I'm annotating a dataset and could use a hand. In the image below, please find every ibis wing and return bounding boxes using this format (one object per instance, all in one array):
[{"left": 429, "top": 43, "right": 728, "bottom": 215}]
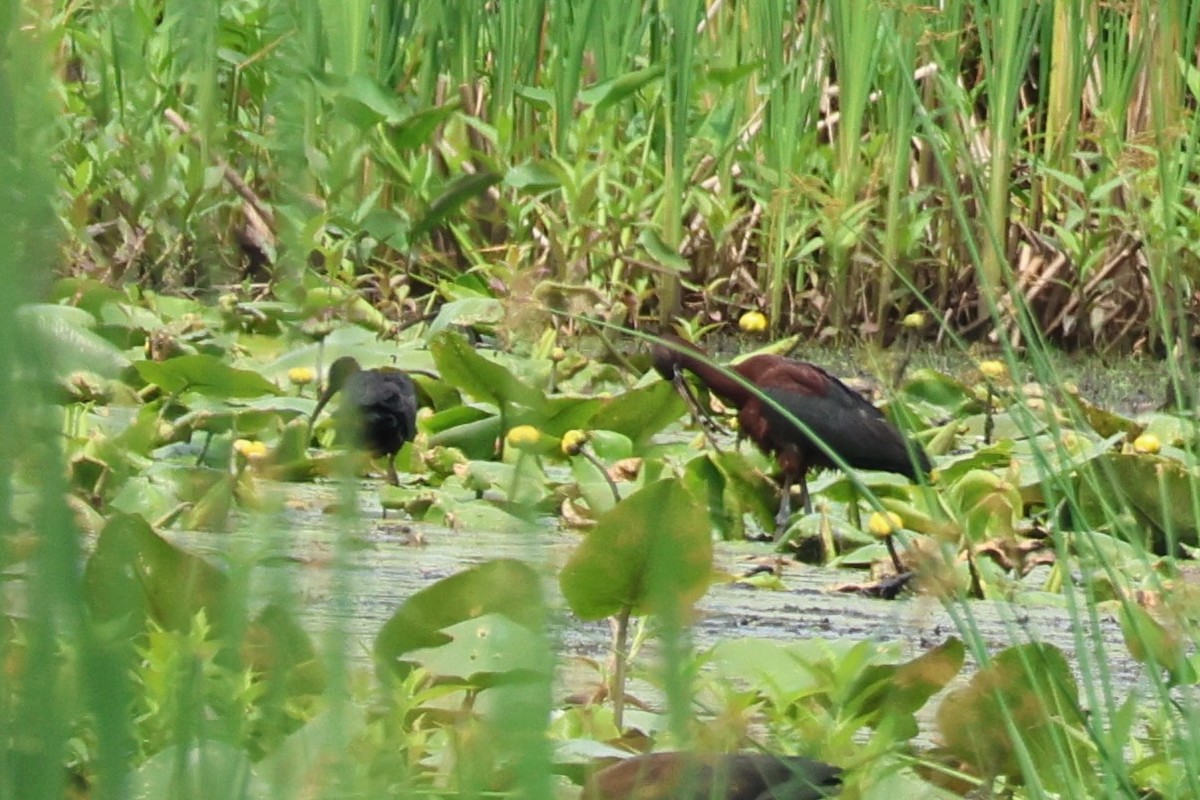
[
  {"left": 758, "top": 365, "right": 929, "bottom": 478},
  {"left": 342, "top": 371, "right": 419, "bottom": 453}
]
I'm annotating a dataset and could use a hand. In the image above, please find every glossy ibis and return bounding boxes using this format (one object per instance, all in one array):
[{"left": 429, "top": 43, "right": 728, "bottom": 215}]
[
  {"left": 309, "top": 356, "right": 418, "bottom": 485},
  {"left": 584, "top": 751, "right": 842, "bottom": 800},
  {"left": 652, "top": 335, "right": 931, "bottom": 534}
]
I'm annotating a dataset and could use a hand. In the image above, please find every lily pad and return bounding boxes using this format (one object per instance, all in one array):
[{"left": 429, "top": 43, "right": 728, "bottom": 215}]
[
  {"left": 406, "top": 612, "right": 551, "bottom": 686},
  {"left": 559, "top": 479, "right": 712, "bottom": 620},
  {"left": 135, "top": 355, "right": 281, "bottom": 398},
  {"left": 374, "top": 559, "right": 545, "bottom": 679},
  {"left": 431, "top": 331, "right": 546, "bottom": 411},
  {"left": 935, "top": 643, "right": 1090, "bottom": 792}
]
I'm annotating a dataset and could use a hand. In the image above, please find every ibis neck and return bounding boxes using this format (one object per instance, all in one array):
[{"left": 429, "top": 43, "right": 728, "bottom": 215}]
[{"left": 675, "top": 352, "right": 751, "bottom": 406}]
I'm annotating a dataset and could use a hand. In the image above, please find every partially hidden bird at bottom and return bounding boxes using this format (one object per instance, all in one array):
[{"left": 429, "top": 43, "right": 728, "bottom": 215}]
[
  {"left": 652, "top": 334, "right": 932, "bottom": 535},
  {"left": 309, "top": 356, "right": 418, "bottom": 486},
  {"left": 583, "top": 751, "right": 842, "bottom": 800}
]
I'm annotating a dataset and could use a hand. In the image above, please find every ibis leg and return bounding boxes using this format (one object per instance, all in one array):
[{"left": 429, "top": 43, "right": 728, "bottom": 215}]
[
  {"left": 386, "top": 455, "right": 400, "bottom": 487},
  {"left": 774, "top": 474, "right": 794, "bottom": 538}
]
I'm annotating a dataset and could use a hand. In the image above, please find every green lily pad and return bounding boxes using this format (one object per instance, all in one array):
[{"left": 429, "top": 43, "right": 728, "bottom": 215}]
[
  {"left": 559, "top": 479, "right": 712, "bottom": 620},
  {"left": 406, "top": 612, "right": 550, "bottom": 685},
  {"left": 84, "top": 512, "right": 230, "bottom": 637},
  {"left": 588, "top": 380, "right": 686, "bottom": 444},
  {"left": 374, "top": 559, "right": 545, "bottom": 679},
  {"left": 1075, "top": 452, "right": 1200, "bottom": 552},
  {"left": 135, "top": 355, "right": 281, "bottom": 398},
  {"left": 844, "top": 637, "right": 965, "bottom": 736},
  {"left": 935, "top": 643, "right": 1090, "bottom": 793},
  {"left": 949, "top": 470, "right": 1023, "bottom": 544},
  {"left": 431, "top": 331, "right": 546, "bottom": 411}
]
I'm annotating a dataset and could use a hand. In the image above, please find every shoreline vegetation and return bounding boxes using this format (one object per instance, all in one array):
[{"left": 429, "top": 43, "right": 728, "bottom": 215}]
[{"left": 3, "top": 2, "right": 1200, "bottom": 799}]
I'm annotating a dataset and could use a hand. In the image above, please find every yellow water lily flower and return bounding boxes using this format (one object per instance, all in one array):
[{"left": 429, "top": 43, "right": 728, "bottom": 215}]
[
  {"left": 738, "top": 310, "right": 768, "bottom": 333},
  {"left": 979, "top": 360, "right": 1007, "bottom": 380},
  {"left": 561, "top": 429, "right": 589, "bottom": 456},
  {"left": 868, "top": 511, "right": 904, "bottom": 539},
  {"left": 288, "top": 367, "right": 316, "bottom": 386},
  {"left": 1133, "top": 433, "right": 1161, "bottom": 455},
  {"left": 506, "top": 425, "right": 542, "bottom": 451}
]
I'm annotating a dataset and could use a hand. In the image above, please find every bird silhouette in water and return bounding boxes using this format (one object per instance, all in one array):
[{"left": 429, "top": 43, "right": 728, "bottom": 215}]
[
  {"left": 584, "top": 751, "right": 842, "bottom": 800},
  {"left": 309, "top": 356, "right": 418, "bottom": 486},
  {"left": 652, "top": 335, "right": 931, "bottom": 536}
]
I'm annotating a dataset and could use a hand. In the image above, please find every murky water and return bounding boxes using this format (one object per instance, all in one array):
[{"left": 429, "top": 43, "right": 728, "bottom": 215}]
[{"left": 169, "top": 478, "right": 1147, "bottom": 737}]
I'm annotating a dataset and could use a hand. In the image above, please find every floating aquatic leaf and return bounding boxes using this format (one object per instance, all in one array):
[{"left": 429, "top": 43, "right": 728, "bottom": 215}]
[
  {"left": 588, "top": 380, "right": 686, "bottom": 445},
  {"left": 374, "top": 559, "right": 545, "bottom": 679},
  {"left": 430, "top": 331, "right": 546, "bottom": 411},
  {"left": 406, "top": 613, "right": 550, "bottom": 686},
  {"left": 559, "top": 479, "right": 712, "bottom": 620},
  {"left": 935, "top": 643, "right": 1090, "bottom": 792},
  {"left": 84, "top": 512, "right": 230, "bottom": 637},
  {"left": 135, "top": 355, "right": 281, "bottom": 398}
]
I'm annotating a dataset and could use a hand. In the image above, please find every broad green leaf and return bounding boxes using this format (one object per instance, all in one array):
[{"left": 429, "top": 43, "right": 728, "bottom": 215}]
[
  {"left": 84, "top": 512, "right": 229, "bottom": 636},
  {"left": 579, "top": 64, "right": 664, "bottom": 113},
  {"left": 571, "top": 455, "right": 619, "bottom": 514},
  {"left": 374, "top": 559, "right": 545, "bottom": 678},
  {"left": 559, "top": 479, "right": 712, "bottom": 620},
  {"left": 588, "top": 430, "right": 634, "bottom": 461},
  {"left": 504, "top": 161, "right": 563, "bottom": 192},
  {"left": 387, "top": 100, "right": 460, "bottom": 151},
  {"left": 844, "top": 638, "right": 965, "bottom": 735},
  {"left": 427, "top": 414, "right": 504, "bottom": 460},
  {"left": 135, "top": 355, "right": 281, "bottom": 398},
  {"left": 410, "top": 172, "right": 502, "bottom": 241},
  {"left": 589, "top": 380, "right": 686, "bottom": 444},
  {"left": 1075, "top": 452, "right": 1200, "bottom": 552},
  {"left": 18, "top": 303, "right": 132, "bottom": 378},
  {"left": 637, "top": 228, "right": 690, "bottom": 273},
  {"left": 430, "top": 331, "right": 546, "bottom": 410},
  {"left": 936, "top": 643, "right": 1090, "bottom": 793},
  {"left": 330, "top": 73, "right": 408, "bottom": 127},
  {"left": 1119, "top": 602, "right": 1198, "bottom": 686},
  {"left": 426, "top": 297, "right": 505, "bottom": 336},
  {"left": 901, "top": 369, "right": 979, "bottom": 415},
  {"left": 949, "top": 470, "right": 1022, "bottom": 543},
  {"left": 406, "top": 613, "right": 550, "bottom": 685}
]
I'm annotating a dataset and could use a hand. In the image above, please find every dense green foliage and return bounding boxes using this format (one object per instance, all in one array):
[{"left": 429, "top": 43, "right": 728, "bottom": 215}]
[
  {"left": 5, "top": 1, "right": 1200, "bottom": 799},
  {"left": 46, "top": 0, "right": 1200, "bottom": 350}
]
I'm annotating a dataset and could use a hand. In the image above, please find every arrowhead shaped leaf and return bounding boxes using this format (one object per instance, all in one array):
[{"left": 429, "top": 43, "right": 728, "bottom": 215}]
[{"left": 559, "top": 479, "right": 712, "bottom": 621}]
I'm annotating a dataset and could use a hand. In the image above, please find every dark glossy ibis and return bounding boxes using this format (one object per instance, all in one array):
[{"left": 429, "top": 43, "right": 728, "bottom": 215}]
[
  {"left": 652, "top": 335, "right": 931, "bottom": 534},
  {"left": 584, "top": 751, "right": 842, "bottom": 800},
  {"left": 309, "top": 356, "right": 418, "bottom": 485}
]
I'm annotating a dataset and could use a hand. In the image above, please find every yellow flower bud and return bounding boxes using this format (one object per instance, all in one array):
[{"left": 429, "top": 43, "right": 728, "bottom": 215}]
[
  {"left": 506, "top": 425, "right": 542, "bottom": 451},
  {"left": 1133, "top": 433, "right": 1161, "bottom": 455},
  {"left": 979, "top": 360, "right": 1007, "bottom": 380},
  {"left": 561, "top": 429, "right": 589, "bottom": 456},
  {"left": 868, "top": 511, "right": 904, "bottom": 539},
  {"left": 738, "top": 310, "right": 768, "bottom": 333},
  {"left": 550, "top": 346, "right": 567, "bottom": 363},
  {"left": 902, "top": 312, "right": 927, "bottom": 330},
  {"left": 234, "top": 439, "right": 269, "bottom": 463},
  {"left": 288, "top": 367, "right": 316, "bottom": 386}
]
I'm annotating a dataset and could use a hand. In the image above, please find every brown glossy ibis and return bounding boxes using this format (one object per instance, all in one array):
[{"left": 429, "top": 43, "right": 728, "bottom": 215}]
[
  {"left": 584, "top": 751, "right": 842, "bottom": 800},
  {"left": 309, "top": 356, "right": 418, "bottom": 485},
  {"left": 652, "top": 335, "right": 931, "bottom": 535}
]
